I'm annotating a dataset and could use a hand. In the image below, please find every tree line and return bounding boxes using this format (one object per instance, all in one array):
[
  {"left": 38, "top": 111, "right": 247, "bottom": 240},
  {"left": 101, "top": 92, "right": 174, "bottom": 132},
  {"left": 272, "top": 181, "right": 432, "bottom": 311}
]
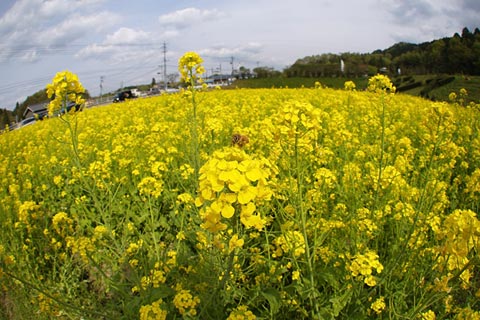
[
  {"left": 0, "top": 90, "right": 48, "bottom": 130},
  {"left": 283, "top": 27, "right": 480, "bottom": 78}
]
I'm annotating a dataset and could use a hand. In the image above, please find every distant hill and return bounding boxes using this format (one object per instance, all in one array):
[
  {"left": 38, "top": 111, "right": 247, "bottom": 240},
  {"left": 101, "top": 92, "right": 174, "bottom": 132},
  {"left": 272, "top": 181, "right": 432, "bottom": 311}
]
[{"left": 284, "top": 27, "right": 480, "bottom": 77}]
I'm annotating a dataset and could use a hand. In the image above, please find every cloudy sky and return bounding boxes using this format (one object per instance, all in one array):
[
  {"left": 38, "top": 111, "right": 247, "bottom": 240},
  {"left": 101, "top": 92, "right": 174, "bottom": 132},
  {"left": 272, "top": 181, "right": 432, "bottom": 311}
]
[{"left": 0, "top": 0, "right": 478, "bottom": 110}]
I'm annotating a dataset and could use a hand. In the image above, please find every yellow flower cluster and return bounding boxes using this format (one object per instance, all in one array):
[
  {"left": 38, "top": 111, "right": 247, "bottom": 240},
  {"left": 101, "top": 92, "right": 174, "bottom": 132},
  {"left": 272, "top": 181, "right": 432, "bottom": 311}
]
[
  {"left": 139, "top": 298, "right": 167, "bottom": 320},
  {"left": 434, "top": 209, "right": 480, "bottom": 287},
  {"left": 227, "top": 305, "right": 257, "bottom": 320},
  {"left": 370, "top": 296, "right": 386, "bottom": 314},
  {"left": 272, "top": 230, "right": 306, "bottom": 258},
  {"left": 65, "top": 236, "right": 95, "bottom": 264},
  {"left": 228, "top": 234, "right": 245, "bottom": 253},
  {"left": 419, "top": 310, "right": 436, "bottom": 320},
  {"left": 195, "top": 147, "right": 274, "bottom": 232},
  {"left": 344, "top": 80, "right": 356, "bottom": 91},
  {"left": 17, "top": 200, "right": 41, "bottom": 227},
  {"left": 45, "top": 70, "right": 85, "bottom": 115},
  {"left": 141, "top": 269, "right": 166, "bottom": 290},
  {"left": 52, "top": 212, "right": 74, "bottom": 236},
  {"left": 274, "top": 101, "right": 321, "bottom": 138},
  {"left": 454, "top": 307, "right": 480, "bottom": 320},
  {"left": 367, "top": 74, "right": 396, "bottom": 93},
  {"left": 137, "top": 176, "right": 163, "bottom": 199},
  {"left": 173, "top": 289, "right": 200, "bottom": 316},
  {"left": 93, "top": 225, "right": 109, "bottom": 240},
  {"left": 347, "top": 250, "right": 384, "bottom": 286},
  {"left": 178, "top": 51, "right": 205, "bottom": 84}
]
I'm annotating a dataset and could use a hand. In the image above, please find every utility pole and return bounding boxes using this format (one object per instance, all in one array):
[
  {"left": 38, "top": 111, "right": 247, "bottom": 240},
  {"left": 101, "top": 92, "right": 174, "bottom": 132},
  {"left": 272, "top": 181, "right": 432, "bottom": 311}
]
[
  {"left": 219, "top": 64, "right": 222, "bottom": 83},
  {"left": 99, "top": 76, "right": 104, "bottom": 103},
  {"left": 230, "top": 56, "right": 234, "bottom": 76},
  {"left": 162, "top": 42, "right": 167, "bottom": 90}
]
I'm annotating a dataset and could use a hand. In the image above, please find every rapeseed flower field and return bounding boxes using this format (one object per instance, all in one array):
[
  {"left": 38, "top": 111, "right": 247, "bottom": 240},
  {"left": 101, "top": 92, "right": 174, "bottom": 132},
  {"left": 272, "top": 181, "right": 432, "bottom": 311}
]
[{"left": 0, "top": 56, "right": 479, "bottom": 319}]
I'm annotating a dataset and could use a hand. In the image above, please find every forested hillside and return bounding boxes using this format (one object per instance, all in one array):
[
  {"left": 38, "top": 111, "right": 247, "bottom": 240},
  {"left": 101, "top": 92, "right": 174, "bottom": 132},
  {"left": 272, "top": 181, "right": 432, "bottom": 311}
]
[{"left": 284, "top": 27, "right": 480, "bottom": 77}]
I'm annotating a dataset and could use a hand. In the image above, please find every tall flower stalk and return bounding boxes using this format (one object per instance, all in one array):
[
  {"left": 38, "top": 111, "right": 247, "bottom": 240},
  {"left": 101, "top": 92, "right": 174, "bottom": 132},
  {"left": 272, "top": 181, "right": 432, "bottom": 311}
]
[
  {"left": 178, "top": 52, "right": 206, "bottom": 181},
  {"left": 46, "top": 70, "right": 86, "bottom": 167}
]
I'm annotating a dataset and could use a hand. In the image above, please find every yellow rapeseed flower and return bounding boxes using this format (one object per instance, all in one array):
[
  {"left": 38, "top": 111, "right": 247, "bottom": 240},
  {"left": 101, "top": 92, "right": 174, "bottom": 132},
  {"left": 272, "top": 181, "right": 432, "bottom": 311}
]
[
  {"left": 367, "top": 74, "right": 396, "bottom": 93},
  {"left": 227, "top": 305, "right": 256, "bottom": 320},
  {"left": 370, "top": 296, "right": 386, "bottom": 314},
  {"left": 173, "top": 289, "right": 200, "bottom": 316},
  {"left": 178, "top": 51, "right": 205, "bottom": 84},
  {"left": 419, "top": 310, "right": 436, "bottom": 320},
  {"left": 46, "top": 70, "right": 85, "bottom": 116},
  {"left": 347, "top": 250, "right": 383, "bottom": 287},
  {"left": 229, "top": 234, "right": 245, "bottom": 252},
  {"left": 196, "top": 147, "right": 274, "bottom": 232},
  {"left": 344, "top": 80, "right": 356, "bottom": 91},
  {"left": 139, "top": 299, "right": 167, "bottom": 320}
]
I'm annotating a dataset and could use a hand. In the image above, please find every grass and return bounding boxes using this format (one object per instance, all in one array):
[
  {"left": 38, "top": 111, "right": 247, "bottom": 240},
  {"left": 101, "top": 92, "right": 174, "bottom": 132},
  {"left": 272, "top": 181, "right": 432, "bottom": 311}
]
[
  {"left": 230, "top": 77, "right": 369, "bottom": 90},
  {"left": 231, "top": 75, "right": 480, "bottom": 104}
]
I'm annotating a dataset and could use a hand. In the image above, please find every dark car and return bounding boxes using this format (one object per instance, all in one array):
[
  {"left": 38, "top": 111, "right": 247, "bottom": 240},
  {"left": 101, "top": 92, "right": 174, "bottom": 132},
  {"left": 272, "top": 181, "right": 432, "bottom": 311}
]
[
  {"left": 19, "top": 117, "right": 36, "bottom": 127},
  {"left": 59, "top": 101, "right": 83, "bottom": 114},
  {"left": 113, "top": 90, "right": 135, "bottom": 102}
]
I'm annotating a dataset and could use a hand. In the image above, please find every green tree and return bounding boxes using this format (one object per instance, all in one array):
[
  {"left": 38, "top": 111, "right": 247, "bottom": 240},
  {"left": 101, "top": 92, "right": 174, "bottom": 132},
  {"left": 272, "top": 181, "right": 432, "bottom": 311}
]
[
  {"left": 426, "top": 39, "right": 446, "bottom": 73},
  {"left": 238, "top": 66, "right": 251, "bottom": 79},
  {"left": 447, "top": 35, "right": 473, "bottom": 73},
  {"left": 472, "top": 40, "right": 480, "bottom": 74},
  {"left": 253, "top": 67, "right": 281, "bottom": 78},
  {"left": 461, "top": 27, "right": 475, "bottom": 47}
]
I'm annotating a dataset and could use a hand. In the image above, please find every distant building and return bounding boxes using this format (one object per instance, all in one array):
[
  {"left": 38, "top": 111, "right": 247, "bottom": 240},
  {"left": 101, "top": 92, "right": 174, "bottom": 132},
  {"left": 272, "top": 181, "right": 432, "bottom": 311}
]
[
  {"left": 23, "top": 103, "right": 48, "bottom": 119},
  {"left": 379, "top": 67, "right": 389, "bottom": 74},
  {"left": 204, "top": 74, "right": 233, "bottom": 85}
]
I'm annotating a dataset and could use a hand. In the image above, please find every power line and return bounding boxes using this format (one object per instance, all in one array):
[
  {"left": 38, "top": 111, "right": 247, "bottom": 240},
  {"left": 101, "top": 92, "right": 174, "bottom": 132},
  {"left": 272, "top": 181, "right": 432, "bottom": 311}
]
[
  {"left": 0, "top": 43, "right": 168, "bottom": 59},
  {"left": 162, "top": 42, "right": 167, "bottom": 90}
]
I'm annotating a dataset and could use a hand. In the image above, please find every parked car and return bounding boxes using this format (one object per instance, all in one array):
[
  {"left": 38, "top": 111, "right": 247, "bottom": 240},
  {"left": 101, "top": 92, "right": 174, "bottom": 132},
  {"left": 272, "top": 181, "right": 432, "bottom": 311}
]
[
  {"left": 55, "top": 101, "right": 83, "bottom": 115},
  {"left": 113, "top": 90, "right": 136, "bottom": 102},
  {"left": 19, "top": 117, "right": 36, "bottom": 127},
  {"left": 37, "top": 110, "right": 49, "bottom": 119}
]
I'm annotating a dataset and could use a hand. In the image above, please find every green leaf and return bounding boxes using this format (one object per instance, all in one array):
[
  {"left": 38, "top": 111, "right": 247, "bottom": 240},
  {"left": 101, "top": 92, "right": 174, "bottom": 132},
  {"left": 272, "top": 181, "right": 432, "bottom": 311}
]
[
  {"left": 330, "top": 289, "right": 353, "bottom": 317},
  {"left": 150, "top": 285, "right": 175, "bottom": 301},
  {"left": 261, "top": 288, "right": 281, "bottom": 314}
]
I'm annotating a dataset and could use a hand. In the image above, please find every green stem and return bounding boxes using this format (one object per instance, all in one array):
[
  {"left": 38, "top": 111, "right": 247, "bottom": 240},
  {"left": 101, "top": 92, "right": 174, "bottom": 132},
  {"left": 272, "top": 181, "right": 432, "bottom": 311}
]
[
  {"left": 294, "top": 131, "right": 320, "bottom": 318},
  {"left": 374, "top": 94, "right": 386, "bottom": 209},
  {"left": 4, "top": 271, "right": 110, "bottom": 319},
  {"left": 148, "top": 197, "right": 161, "bottom": 261},
  {"left": 189, "top": 74, "right": 200, "bottom": 184}
]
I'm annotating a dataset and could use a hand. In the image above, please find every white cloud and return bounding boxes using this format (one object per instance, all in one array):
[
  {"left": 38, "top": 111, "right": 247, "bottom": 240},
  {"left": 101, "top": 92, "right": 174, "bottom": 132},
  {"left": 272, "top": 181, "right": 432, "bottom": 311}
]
[
  {"left": 383, "top": 0, "right": 480, "bottom": 43},
  {"left": 39, "top": 12, "right": 119, "bottom": 46},
  {"left": 75, "top": 27, "right": 161, "bottom": 63},
  {"left": 39, "top": 0, "right": 106, "bottom": 15},
  {"left": 158, "top": 7, "right": 225, "bottom": 29},
  {"left": 0, "top": 0, "right": 117, "bottom": 61},
  {"left": 104, "top": 27, "right": 151, "bottom": 45},
  {"left": 199, "top": 42, "right": 263, "bottom": 59}
]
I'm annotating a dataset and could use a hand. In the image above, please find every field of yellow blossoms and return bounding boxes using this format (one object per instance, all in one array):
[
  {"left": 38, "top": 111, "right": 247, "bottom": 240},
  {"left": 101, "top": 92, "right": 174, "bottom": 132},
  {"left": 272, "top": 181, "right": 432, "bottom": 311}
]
[{"left": 1, "top": 60, "right": 480, "bottom": 319}]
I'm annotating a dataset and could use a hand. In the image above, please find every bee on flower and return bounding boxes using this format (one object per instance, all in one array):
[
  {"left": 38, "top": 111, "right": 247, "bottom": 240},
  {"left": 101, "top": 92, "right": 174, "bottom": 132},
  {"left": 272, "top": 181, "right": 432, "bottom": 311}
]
[{"left": 231, "top": 133, "right": 249, "bottom": 148}]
